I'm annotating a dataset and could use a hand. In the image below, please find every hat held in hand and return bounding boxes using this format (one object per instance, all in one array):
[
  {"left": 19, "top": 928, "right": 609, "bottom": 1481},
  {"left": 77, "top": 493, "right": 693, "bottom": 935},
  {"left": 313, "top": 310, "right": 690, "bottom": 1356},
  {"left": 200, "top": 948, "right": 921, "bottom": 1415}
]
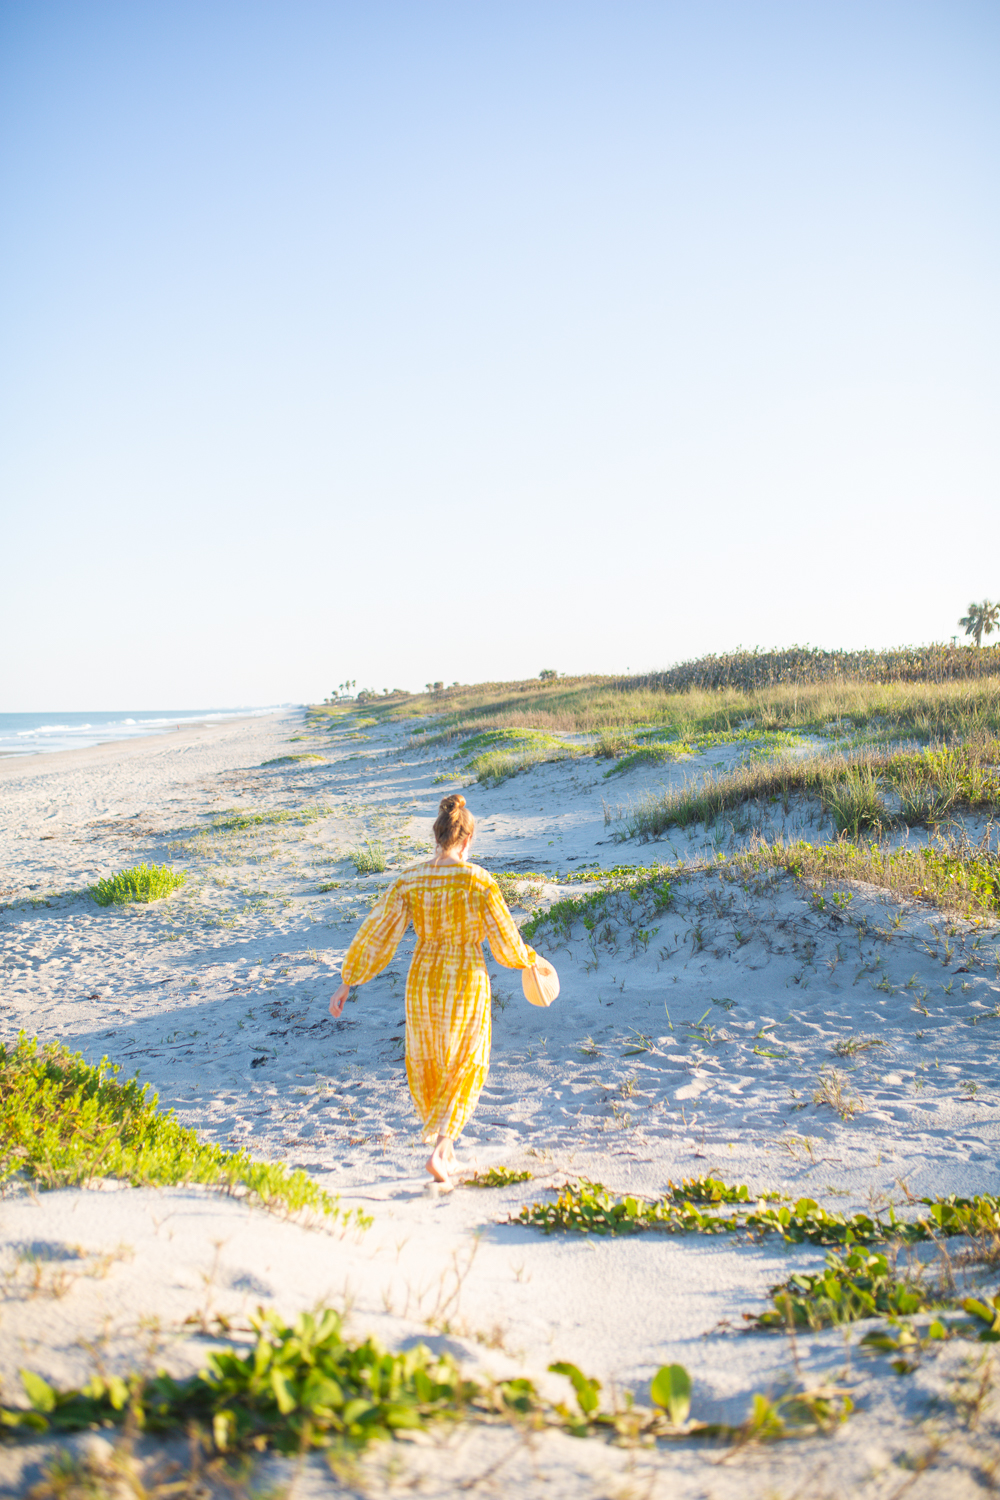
[{"left": 522, "top": 955, "right": 560, "bottom": 1008}]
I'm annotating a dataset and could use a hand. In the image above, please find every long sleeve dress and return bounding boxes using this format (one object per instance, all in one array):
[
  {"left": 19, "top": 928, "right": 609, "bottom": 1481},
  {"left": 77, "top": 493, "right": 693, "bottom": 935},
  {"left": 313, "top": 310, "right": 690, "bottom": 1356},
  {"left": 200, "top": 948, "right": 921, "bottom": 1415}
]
[{"left": 340, "top": 861, "right": 538, "bottom": 1141}]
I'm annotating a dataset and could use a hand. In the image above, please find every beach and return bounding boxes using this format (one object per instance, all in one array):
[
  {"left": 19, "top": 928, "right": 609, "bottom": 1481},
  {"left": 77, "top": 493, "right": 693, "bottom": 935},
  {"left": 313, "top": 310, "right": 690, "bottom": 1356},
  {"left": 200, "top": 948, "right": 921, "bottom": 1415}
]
[{"left": 1, "top": 705, "right": 997, "bottom": 1496}]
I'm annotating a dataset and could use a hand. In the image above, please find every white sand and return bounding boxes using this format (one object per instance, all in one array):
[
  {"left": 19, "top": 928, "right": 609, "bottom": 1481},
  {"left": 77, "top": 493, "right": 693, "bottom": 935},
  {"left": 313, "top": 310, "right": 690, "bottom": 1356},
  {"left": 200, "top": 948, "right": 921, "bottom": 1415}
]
[{"left": 1, "top": 710, "right": 997, "bottom": 1495}]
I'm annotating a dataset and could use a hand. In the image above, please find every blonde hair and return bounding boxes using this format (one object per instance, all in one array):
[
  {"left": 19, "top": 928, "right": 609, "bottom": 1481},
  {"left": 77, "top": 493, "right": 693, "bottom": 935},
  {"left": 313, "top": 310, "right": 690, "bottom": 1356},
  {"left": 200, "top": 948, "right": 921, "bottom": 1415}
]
[{"left": 433, "top": 793, "right": 475, "bottom": 850}]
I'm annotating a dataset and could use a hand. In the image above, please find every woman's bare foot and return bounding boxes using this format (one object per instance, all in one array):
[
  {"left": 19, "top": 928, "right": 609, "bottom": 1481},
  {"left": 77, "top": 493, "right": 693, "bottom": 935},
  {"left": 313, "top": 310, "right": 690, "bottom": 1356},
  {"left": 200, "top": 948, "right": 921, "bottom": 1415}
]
[{"left": 426, "top": 1136, "right": 453, "bottom": 1185}]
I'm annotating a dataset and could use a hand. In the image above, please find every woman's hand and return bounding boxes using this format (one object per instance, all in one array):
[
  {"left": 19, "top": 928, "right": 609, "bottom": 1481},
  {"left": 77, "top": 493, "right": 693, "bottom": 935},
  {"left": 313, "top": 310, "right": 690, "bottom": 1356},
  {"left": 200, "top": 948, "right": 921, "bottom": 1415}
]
[{"left": 329, "top": 982, "right": 350, "bottom": 1018}]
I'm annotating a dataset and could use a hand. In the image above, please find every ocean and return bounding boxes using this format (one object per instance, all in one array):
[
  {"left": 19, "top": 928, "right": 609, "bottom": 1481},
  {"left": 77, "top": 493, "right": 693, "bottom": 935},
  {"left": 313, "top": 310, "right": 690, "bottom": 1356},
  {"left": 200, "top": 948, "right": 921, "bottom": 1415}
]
[{"left": 0, "top": 707, "right": 289, "bottom": 758}]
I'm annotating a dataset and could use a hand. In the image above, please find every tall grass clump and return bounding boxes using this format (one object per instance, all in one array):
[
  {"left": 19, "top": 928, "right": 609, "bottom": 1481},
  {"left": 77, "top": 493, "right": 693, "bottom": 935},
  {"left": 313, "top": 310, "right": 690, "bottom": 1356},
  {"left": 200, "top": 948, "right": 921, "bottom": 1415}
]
[
  {"left": 592, "top": 726, "right": 640, "bottom": 759},
  {"left": 0, "top": 1035, "right": 367, "bottom": 1229},
  {"left": 351, "top": 841, "right": 388, "bottom": 875},
  {"left": 90, "top": 864, "right": 186, "bottom": 907},
  {"left": 819, "top": 766, "right": 887, "bottom": 837}
]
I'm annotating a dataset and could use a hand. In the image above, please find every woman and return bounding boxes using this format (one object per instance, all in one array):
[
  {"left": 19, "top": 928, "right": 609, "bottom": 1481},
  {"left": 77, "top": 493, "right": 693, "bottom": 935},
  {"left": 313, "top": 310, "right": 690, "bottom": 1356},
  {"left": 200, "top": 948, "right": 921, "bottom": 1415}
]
[{"left": 329, "top": 794, "right": 540, "bottom": 1187}]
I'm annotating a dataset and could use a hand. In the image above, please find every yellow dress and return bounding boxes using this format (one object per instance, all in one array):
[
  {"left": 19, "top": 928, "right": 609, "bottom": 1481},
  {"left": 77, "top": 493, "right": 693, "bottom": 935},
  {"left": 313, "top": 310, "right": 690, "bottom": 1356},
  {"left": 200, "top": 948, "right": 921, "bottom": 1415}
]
[{"left": 341, "top": 861, "right": 538, "bottom": 1141}]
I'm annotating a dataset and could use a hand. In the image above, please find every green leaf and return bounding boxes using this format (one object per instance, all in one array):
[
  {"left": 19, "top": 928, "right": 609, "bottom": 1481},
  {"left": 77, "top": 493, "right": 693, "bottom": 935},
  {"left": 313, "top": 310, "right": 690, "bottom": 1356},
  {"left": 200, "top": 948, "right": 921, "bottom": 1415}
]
[
  {"left": 270, "top": 1368, "right": 296, "bottom": 1415},
  {"left": 383, "top": 1404, "right": 425, "bottom": 1429},
  {"left": 650, "top": 1363, "right": 691, "bottom": 1425},
  {"left": 20, "top": 1369, "right": 56, "bottom": 1413},
  {"left": 963, "top": 1297, "right": 999, "bottom": 1326},
  {"left": 0, "top": 1407, "right": 47, "bottom": 1431},
  {"left": 548, "top": 1361, "right": 601, "bottom": 1418},
  {"left": 107, "top": 1376, "right": 129, "bottom": 1411}
]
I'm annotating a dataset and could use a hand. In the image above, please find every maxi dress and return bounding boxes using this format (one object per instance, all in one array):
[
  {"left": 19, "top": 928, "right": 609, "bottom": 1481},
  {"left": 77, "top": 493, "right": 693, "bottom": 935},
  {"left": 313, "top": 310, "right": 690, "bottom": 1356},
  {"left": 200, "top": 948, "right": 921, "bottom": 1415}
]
[{"left": 340, "top": 860, "right": 538, "bottom": 1141}]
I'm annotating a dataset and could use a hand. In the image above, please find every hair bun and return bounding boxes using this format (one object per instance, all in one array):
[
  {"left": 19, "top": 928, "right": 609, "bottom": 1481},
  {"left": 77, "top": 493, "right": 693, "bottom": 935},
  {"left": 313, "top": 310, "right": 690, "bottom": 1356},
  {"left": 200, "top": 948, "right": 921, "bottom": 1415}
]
[{"left": 433, "top": 792, "right": 474, "bottom": 849}]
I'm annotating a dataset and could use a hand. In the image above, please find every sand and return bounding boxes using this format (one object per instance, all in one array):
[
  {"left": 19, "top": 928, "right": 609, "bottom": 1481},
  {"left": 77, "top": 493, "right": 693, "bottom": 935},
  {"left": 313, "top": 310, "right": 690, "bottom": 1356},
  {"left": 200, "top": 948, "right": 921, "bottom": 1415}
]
[{"left": 0, "top": 708, "right": 997, "bottom": 1495}]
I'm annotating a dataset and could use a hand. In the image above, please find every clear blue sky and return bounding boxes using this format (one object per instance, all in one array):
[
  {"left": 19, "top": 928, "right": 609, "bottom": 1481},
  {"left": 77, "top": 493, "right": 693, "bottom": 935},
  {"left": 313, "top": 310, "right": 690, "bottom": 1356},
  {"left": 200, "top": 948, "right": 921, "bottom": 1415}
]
[{"left": 2, "top": 1, "right": 997, "bottom": 707}]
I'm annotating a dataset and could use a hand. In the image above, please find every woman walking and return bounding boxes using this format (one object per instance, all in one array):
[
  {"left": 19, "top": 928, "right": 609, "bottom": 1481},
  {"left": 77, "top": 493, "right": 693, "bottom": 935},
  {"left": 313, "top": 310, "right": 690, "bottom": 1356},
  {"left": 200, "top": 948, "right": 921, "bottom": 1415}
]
[{"left": 329, "top": 794, "right": 541, "bottom": 1188}]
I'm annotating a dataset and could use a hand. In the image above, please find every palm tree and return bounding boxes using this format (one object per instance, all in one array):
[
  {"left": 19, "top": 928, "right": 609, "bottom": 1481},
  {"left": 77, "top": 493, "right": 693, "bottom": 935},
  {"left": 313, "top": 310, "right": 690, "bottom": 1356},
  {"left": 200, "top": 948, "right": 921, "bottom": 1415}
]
[{"left": 959, "top": 600, "right": 1000, "bottom": 647}]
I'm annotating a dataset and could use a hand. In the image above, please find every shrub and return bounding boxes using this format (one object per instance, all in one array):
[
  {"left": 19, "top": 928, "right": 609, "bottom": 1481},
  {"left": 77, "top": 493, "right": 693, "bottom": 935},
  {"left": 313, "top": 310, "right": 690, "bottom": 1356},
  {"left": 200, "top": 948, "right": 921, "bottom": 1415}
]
[{"left": 90, "top": 864, "right": 186, "bottom": 907}]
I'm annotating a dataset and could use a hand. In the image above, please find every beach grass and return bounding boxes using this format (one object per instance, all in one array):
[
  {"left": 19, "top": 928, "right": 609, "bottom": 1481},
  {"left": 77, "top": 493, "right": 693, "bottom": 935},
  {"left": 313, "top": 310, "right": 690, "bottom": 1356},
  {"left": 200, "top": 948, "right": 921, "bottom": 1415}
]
[
  {"left": 90, "top": 864, "right": 186, "bottom": 908},
  {"left": 327, "top": 645, "right": 1000, "bottom": 749},
  {"left": 350, "top": 841, "right": 388, "bottom": 875},
  {"left": 607, "top": 738, "right": 1000, "bottom": 841},
  {"left": 604, "top": 728, "right": 809, "bottom": 777},
  {"left": 0, "top": 1035, "right": 368, "bottom": 1230},
  {"left": 735, "top": 832, "right": 1000, "bottom": 922}
]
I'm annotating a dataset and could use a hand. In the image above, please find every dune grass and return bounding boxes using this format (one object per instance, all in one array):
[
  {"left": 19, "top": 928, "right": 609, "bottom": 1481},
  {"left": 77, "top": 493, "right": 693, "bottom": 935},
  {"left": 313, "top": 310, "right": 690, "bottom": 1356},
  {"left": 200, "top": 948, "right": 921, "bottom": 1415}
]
[
  {"left": 739, "top": 832, "right": 1000, "bottom": 922},
  {"left": 350, "top": 841, "right": 388, "bottom": 875},
  {"left": 422, "top": 726, "right": 578, "bottom": 786},
  {"left": 325, "top": 650, "right": 1000, "bottom": 750},
  {"left": 90, "top": 864, "right": 186, "bottom": 908},
  {"left": 0, "top": 1035, "right": 368, "bottom": 1230},
  {"left": 608, "top": 738, "right": 1000, "bottom": 841}
]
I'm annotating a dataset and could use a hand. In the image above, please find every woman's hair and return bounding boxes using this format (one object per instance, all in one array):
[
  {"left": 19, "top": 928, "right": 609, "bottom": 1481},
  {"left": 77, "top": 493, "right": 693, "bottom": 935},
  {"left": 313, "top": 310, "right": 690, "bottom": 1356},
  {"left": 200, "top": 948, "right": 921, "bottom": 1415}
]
[{"left": 433, "top": 793, "right": 475, "bottom": 850}]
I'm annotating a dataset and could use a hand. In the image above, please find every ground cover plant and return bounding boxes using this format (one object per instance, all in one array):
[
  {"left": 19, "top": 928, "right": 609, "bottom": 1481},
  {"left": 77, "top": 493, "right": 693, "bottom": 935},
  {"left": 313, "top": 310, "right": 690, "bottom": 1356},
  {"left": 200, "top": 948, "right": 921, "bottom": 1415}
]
[
  {"left": 210, "top": 806, "right": 330, "bottom": 834},
  {"left": 90, "top": 864, "right": 186, "bottom": 907},
  {"left": 428, "top": 727, "right": 578, "bottom": 786},
  {"left": 519, "top": 867, "right": 674, "bottom": 961},
  {"left": 515, "top": 1176, "right": 1000, "bottom": 1249},
  {"left": 753, "top": 1245, "right": 936, "bottom": 1331},
  {"left": 2, "top": 1307, "right": 852, "bottom": 1457},
  {"left": 0, "top": 1035, "right": 368, "bottom": 1230},
  {"left": 602, "top": 728, "right": 809, "bottom": 777},
  {"left": 492, "top": 871, "right": 545, "bottom": 911},
  {"left": 465, "top": 1165, "right": 533, "bottom": 1187}
]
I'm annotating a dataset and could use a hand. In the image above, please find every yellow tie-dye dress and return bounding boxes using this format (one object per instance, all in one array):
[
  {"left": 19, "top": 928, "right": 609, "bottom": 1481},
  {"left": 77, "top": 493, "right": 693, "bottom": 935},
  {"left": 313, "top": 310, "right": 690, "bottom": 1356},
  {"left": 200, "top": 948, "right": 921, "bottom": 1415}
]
[{"left": 340, "top": 861, "right": 538, "bottom": 1141}]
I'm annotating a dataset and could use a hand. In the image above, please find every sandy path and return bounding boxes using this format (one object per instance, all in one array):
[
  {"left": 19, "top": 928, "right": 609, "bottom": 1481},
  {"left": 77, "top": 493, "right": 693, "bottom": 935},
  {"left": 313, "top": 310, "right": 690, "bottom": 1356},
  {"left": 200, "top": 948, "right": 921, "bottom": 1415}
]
[{"left": 1, "top": 709, "right": 998, "bottom": 1495}]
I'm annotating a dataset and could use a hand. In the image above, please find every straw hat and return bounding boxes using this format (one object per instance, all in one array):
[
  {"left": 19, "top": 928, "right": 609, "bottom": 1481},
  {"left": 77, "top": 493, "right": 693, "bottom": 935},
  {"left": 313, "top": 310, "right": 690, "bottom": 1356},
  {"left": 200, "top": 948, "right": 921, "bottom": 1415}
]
[{"left": 521, "top": 955, "right": 560, "bottom": 1008}]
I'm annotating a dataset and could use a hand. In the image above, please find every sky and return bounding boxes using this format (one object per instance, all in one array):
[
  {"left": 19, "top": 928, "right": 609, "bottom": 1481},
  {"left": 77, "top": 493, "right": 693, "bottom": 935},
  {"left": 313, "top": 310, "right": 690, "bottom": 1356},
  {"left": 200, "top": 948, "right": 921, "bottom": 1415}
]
[{"left": 1, "top": 1, "right": 997, "bottom": 708}]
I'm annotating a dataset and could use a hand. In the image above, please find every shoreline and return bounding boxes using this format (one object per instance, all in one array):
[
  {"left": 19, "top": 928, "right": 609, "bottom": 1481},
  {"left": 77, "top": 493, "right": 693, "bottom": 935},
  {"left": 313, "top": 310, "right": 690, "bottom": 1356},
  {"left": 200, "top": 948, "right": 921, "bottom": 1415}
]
[{"left": 0, "top": 710, "right": 289, "bottom": 782}]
